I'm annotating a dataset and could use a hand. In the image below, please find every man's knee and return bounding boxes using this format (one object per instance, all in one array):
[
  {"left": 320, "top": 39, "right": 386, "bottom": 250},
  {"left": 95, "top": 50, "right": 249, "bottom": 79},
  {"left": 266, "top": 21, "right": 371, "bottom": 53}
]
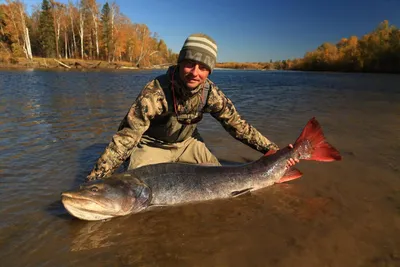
[
  {"left": 182, "top": 138, "right": 221, "bottom": 165},
  {"left": 128, "top": 146, "right": 171, "bottom": 170}
]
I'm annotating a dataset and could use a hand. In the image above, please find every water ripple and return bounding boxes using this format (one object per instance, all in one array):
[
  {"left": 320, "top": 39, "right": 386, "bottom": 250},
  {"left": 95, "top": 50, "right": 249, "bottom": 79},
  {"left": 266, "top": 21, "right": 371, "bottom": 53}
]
[{"left": 1, "top": 69, "right": 400, "bottom": 266}]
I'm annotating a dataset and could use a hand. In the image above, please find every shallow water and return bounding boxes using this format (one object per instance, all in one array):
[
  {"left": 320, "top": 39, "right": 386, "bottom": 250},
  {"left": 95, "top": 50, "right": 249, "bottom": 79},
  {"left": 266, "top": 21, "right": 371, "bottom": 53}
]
[{"left": 0, "top": 69, "right": 399, "bottom": 267}]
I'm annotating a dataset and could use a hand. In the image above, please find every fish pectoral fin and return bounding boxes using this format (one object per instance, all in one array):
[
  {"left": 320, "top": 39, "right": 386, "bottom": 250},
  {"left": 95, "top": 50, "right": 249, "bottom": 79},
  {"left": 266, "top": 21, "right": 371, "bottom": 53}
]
[
  {"left": 276, "top": 167, "right": 303, "bottom": 183},
  {"left": 231, "top": 188, "right": 253, "bottom": 197},
  {"left": 264, "top": 149, "right": 277, "bottom": 156}
]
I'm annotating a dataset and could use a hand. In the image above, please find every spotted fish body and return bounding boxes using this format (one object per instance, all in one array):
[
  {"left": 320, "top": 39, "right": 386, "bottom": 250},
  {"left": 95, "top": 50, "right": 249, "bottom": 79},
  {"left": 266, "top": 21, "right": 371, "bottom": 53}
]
[{"left": 61, "top": 118, "right": 341, "bottom": 221}]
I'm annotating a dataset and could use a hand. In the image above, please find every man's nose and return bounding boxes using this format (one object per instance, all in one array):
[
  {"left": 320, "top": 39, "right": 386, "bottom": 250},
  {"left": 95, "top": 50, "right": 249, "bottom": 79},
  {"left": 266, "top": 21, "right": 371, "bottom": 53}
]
[{"left": 190, "top": 64, "right": 200, "bottom": 75}]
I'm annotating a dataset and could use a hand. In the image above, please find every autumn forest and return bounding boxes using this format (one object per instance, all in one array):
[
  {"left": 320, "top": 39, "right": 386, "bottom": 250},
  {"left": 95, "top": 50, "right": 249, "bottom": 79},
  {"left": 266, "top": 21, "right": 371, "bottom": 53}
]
[
  {"left": 0, "top": 0, "right": 178, "bottom": 68},
  {"left": 217, "top": 20, "right": 400, "bottom": 73},
  {"left": 0, "top": 0, "right": 399, "bottom": 73}
]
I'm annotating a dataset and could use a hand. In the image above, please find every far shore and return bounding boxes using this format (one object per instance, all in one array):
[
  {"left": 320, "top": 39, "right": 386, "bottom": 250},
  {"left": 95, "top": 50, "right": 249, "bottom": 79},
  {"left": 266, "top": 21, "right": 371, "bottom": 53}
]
[
  {"left": 0, "top": 57, "right": 273, "bottom": 71},
  {"left": 0, "top": 57, "right": 173, "bottom": 71},
  {"left": 1, "top": 58, "right": 398, "bottom": 74}
]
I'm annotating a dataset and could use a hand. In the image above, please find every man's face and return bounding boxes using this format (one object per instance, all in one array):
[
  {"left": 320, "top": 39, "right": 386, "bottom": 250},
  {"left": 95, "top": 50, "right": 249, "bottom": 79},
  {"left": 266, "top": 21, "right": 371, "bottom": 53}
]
[{"left": 179, "top": 60, "right": 210, "bottom": 90}]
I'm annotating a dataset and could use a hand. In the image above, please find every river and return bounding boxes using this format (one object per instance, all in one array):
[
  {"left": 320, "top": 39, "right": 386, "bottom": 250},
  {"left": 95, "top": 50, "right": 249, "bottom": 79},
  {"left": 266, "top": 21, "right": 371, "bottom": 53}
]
[{"left": 0, "top": 69, "right": 399, "bottom": 266}]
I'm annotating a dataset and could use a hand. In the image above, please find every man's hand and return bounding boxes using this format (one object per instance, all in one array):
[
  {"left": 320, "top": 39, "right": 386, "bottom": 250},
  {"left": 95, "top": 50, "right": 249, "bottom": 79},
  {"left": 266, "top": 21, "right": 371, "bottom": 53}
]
[
  {"left": 86, "top": 173, "right": 97, "bottom": 182},
  {"left": 286, "top": 144, "right": 299, "bottom": 169},
  {"left": 86, "top": 169, "right": 103, "bottom": 182}
]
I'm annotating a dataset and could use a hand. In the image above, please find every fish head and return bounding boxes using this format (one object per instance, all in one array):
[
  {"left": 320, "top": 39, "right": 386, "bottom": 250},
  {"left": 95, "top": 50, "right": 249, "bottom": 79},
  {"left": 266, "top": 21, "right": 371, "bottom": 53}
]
[{"left": 61, "top": 177, "right": 151, "bottom": 221}]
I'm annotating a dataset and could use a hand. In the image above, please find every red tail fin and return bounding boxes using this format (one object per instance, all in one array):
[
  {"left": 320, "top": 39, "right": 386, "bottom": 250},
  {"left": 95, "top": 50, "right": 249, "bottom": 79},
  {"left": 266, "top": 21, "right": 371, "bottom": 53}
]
[{"left": 294, "top": 117, "right": 342, "bottom": 162}]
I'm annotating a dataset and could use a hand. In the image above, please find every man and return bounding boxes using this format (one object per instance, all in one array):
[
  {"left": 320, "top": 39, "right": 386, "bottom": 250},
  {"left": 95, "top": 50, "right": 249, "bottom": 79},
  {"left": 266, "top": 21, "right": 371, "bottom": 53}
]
[{"left": 87, "top": 33, "right": 297, "bottom": 181}]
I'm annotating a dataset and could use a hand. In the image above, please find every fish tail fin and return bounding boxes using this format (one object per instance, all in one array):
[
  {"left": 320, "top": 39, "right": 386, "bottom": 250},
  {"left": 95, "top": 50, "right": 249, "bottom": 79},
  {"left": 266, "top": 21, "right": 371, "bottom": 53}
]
[{"left": 294, "top": 117, "right": 342, "bottom": 162}]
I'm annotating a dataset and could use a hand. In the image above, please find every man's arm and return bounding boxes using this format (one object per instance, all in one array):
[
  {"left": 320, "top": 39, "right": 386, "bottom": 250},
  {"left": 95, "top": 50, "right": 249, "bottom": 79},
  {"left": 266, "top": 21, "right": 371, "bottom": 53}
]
[
  {"left": 206, "top": 84, "right": 279, "bottom": 154},
  {"left": 86, "top": 80, "right": 167, "bottom": 181}
]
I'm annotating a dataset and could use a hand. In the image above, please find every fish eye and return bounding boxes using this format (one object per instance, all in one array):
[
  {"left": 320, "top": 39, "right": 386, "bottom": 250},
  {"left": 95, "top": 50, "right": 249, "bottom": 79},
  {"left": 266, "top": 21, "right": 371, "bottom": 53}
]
[{"left": 90, "top": 186, "right": 99, "bottom": 192}]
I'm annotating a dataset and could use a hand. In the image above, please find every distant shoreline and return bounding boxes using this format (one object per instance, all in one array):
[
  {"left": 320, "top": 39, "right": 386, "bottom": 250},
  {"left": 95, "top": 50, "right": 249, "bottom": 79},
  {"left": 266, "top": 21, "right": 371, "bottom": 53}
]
[
  {"left": 1, "top": 58, "right": 399, "bottom": 74},
  {"left": 0, "top": 57, "right": 172, "bottom": 71},
  {"left": 0, "top": 58, "right": 271, "bottom": 71}
]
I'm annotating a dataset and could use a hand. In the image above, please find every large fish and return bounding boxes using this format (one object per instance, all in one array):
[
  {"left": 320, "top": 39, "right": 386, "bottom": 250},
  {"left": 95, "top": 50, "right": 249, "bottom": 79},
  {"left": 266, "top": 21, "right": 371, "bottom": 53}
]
[{"left": 61, "top": 117, "right": 341, "bottom": 221}]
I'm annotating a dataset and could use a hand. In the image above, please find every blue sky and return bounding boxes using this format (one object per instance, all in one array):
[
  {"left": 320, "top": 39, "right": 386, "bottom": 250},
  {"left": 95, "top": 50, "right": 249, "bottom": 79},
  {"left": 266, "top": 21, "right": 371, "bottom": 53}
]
[{"left": 15, "top": 0, "right": 400, "bottom": 62}]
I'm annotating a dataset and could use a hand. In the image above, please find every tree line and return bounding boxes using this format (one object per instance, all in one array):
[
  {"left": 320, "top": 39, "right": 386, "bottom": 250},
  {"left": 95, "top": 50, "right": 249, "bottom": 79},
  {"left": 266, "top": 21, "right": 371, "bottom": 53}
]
[
  {"left": 1, "top": 2, "right": 398, "bottom": 74},
  {"left": 0, "top": 0, "right": 178, "bottom": 67},
  {"left": 277, "top": 20, "right": 400, "bottom": 73},
  {"left": 216, "top": 20, "right": 400, "bottom": 73}
]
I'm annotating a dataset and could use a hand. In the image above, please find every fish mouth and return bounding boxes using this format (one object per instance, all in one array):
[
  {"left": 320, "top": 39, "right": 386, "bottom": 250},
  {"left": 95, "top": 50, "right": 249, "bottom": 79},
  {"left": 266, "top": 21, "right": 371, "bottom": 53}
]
[
  {"left": 62, "top": 203, "right": 114, "bottom": 221},
  {"left": 61, "top": 192, "right": 108, "bottom": 209},
  {"left": 61, "top": 193, "right": 118, "bottom": 220}
]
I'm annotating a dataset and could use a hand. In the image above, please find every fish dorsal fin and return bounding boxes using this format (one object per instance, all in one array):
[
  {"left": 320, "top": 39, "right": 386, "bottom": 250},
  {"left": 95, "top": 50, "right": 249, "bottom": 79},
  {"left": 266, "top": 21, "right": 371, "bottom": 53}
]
[
  {"left": 231, "top": 188, "right": 253, "bottom": 197},
  {"left": 276, "top": 168, "right": 303, "bottom": 184}
]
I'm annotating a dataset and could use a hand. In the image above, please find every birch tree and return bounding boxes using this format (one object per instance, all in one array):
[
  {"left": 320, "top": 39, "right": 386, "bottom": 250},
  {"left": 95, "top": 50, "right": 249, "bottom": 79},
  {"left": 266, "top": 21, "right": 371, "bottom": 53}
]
[
  {"left": 18, "top": 2, "right": 32, "bottom": 59},
  {"left": 87, "top": 0, "right": 99, "bottom": 59},
  {"left": 4, "top": 0, "right": 32, "bottom": 59},
  {"left": 49, "top": 0, "right": 65, "bottom": 58},
  {"left": 108, "top": 1, "right": 119, "bottom": 61},
  {"left": 67, "top": 1, "right": 78, "bottom": 58},
  {"left": 134, "top": 24, "right": 152, "bottom": 67},
  {"left": 78, "top": 0, "right": 85, "bottom": 59},
  {"left": 58, "top": 4, "right": 69, "bottom": 58}
]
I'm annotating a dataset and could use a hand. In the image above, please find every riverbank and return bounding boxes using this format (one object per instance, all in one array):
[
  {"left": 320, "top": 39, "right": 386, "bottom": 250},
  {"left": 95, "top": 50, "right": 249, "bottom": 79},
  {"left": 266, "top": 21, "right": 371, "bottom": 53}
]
[
  {"left": 0, "top": 58, "right": 275, "bottom": 72},
  {"left": 0, "top": 58, "right": 269, "bottom": 72},
  {"left": 0, "top": 57, "right": 171, "bottom": 71},
  {"left": 2, "top": 58, "right": 399, "bottom": 74}
]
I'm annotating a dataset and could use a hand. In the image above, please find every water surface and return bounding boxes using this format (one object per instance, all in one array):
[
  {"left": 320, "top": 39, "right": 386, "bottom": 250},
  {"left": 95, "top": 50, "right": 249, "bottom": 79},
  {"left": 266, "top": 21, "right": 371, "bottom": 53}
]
[{"left": 1, "top": 69, "right": 399, "bottom": 266}]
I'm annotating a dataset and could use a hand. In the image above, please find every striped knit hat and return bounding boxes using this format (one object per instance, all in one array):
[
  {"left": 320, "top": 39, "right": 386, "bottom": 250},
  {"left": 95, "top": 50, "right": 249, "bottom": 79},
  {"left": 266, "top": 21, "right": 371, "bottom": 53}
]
[{"left": 178, "top": 33, "right": 218, "bottom": 73}]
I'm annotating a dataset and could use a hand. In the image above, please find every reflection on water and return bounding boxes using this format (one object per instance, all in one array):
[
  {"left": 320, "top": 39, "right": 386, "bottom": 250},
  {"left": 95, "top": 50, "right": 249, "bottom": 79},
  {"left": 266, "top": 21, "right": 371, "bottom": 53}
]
[{"left": 0, "top": 69, "right": 399, "bottom": 266}]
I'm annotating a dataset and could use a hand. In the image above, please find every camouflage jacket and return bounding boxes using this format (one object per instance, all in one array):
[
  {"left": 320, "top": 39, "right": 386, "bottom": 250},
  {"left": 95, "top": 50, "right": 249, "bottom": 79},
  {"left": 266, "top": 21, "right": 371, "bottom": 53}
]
[{"left": 87, "top": 66, "right": 279, "bottom": 180}]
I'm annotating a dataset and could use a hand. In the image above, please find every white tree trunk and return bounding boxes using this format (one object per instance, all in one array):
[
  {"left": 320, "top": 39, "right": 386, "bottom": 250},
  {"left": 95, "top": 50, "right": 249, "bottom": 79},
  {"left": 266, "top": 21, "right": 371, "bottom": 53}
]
[
  {"left": 94, "top": 17, "right": 99, "bottom": 59},
  {"left": 17, "top": 2, "right": 32, "bottom": 59},
  {"left": 135, "top": 27, "right": 149, "bottom": 66},
  {"left": 79, "top": 7, "right": 84, "bottom": 59},
  {"left": 89, "top": 6, "right": 99, "bottom": 59},
  {"left": 68, "top": 3, "right": 77, "bottom": 58},
  {"left": 56, "top": 20, "right": 61, "bottom": 58},
  {"left": 64, "top": 30, "right": 68, "bottom": 59},
  {"left": 24, "top": 27, "right": 32, "bottom": 60},
  {"left": 110, "top": 3, "right": 116, "bottom": 62}
]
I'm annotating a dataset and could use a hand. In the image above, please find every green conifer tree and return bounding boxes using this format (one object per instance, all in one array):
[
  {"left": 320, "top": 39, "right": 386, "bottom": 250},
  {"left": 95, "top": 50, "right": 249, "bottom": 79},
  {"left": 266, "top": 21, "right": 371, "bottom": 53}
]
[
  {"left": 101, "top": 2, "right": 111, "bottom": 61},
  {"left": 38, "top": 0, "right": 55, "bottom": 57}
]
